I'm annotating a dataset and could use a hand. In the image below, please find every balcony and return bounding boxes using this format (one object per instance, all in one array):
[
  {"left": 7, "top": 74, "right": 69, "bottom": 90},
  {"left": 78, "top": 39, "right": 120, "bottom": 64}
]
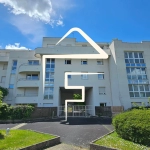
[
  {"left": 16, "top": 94, "right": 38, "bottom": 104},
  {"left": 19, "top": 63, "right": 40, "bottom": 73},
  {"left": 17, "top": 78, "right": 39, "bottom": 87},
  {"left": 0, "top": 53, "right": 9, "bottom": 62}
]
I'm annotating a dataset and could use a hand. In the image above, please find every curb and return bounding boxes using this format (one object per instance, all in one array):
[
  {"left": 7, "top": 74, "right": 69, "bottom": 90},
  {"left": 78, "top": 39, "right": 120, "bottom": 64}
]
[{"left": 90, "top": 130, "right": 117, "bottom": 150}]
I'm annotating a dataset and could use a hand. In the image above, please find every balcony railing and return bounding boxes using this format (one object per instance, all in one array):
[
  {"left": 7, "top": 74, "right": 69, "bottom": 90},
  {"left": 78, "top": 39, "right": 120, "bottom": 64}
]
[
  {"left": 128, "top": 79, "right": 149, "bottom": 84},
  {"left": 18, "top": 78, "right": 39, "bottom": 81},
  {"left": 16, "top": 94, "right": 38, "bottom": 97}
]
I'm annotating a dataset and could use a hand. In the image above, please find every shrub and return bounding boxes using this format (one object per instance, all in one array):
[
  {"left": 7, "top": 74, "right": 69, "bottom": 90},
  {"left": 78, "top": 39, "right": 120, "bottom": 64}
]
[
  {"left": 113, "top": 109, "right": 150, "bottom": 146},
  {"left": 0, "top": 104, "right": 34, "bottom": 120},
  {"left": 0, "top": 87, "right": 8, "bottom": 100}
]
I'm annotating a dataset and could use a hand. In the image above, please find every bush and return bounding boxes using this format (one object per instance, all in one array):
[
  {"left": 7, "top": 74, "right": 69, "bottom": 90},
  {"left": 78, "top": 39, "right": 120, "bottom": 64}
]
[
  {"left": 113, "top": 109, "right": 150, "bottom": 146},
  {"left": 0, "top": 104, "right": 34, "bottom": 120},
  {"left": 0, "top": 87, "right": 8, "bottom": 100}
]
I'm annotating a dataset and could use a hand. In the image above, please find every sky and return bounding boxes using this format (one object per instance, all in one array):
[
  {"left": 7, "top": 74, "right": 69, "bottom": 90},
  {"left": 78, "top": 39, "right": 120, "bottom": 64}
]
[{"left": 0, "top": 0, "right": 150, "bottom": 50}]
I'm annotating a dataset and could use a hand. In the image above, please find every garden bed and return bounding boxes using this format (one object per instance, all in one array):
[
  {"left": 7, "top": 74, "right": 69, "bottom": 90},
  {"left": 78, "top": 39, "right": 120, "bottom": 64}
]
[
  {"left": 90, "top": 131, "right": 150, "bottom": 150},
  {"left": 0, "top": 129, "right": 60, "bottom": 150}
]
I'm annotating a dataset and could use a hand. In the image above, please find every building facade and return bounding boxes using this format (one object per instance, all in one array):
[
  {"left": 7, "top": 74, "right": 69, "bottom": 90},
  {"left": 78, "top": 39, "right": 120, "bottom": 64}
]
[{"left": 0, "top": 37, "right": 150, "bottom": 116}]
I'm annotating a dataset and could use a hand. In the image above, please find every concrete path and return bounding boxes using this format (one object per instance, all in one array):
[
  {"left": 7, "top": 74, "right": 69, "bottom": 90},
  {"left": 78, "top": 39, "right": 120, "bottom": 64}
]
[{"left": 45, "top": 143, "right": 88, "bottom": 150}]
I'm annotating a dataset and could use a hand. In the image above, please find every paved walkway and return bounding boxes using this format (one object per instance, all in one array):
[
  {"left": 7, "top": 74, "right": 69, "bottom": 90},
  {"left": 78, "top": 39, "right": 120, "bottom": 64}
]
[
  {"left": 20, "top": 121, "right": 113, "bottom": 148},
  {"left": 45, "top": 143, "right": 88, "bottom": 150}
]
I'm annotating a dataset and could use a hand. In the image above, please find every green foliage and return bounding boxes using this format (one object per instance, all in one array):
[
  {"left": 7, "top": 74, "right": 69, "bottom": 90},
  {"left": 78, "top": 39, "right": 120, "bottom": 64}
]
[
  {"left": 113, "top": 109, "right": 150, "bottom": 146},
  {"left": 73, "top": 94, "right": 82, "bottom": 99},
  {"left": 73, "top": 94, "right": 85, "bottom": 105},
  {"left": 0, "top": 87, "right": 8, "bottom": 100},
  {"left": 0, "top": 91, "right": 3, "bottom": 102},
  {"left": 0, "top": 104, "right": 34, "bottom": 120}
]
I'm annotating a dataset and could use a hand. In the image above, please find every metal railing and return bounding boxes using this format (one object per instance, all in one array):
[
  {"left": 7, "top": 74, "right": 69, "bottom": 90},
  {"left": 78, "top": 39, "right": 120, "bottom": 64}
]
[
  {"left": 18, "top": 78, "right": 39, "bottom": 81},
  {"left": 59, "top": 105, "right": 93, "bottom": 117}
]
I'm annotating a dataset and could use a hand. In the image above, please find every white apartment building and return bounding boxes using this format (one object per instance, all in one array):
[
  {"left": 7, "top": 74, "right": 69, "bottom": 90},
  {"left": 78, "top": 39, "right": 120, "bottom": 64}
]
[{"left": 0, "top": 37, "right": 150, "bottom": 116}]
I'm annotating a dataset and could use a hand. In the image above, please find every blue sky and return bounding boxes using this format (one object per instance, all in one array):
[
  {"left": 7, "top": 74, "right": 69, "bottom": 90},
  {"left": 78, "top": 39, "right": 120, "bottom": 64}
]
[{"left": 0, "top": 0, "right": 150, "bottom": 50}]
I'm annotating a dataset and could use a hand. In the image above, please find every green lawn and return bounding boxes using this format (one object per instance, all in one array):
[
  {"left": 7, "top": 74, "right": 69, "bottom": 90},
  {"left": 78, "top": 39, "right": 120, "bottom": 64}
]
[
  {"left": 0, "top": 129, "right": 56, "bottom": 150},
  {"left": 95, "top": 132, "right": 150, "bottom": 150}
]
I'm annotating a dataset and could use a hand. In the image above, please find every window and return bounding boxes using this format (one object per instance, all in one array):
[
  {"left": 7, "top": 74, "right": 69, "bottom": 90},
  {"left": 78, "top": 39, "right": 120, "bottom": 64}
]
[
  {"left": 1, "top": 76, "right": 6, "bottom": 83},
  {"left": 46, "top": 59, "right": 55, "bottom": 72},
  {"left": 3, "top": 64, "right": 7, "bottom": 70},
  {"left": 100, "top": 103, "right": 106, "bottom": 107},
  {"left": 129, "top": 84, "right": 150, "bottom": 97},
  {"left": 9, "top": 84, "right": 14, "bottom": 89},
  {"left": 65, "top": 60, "right": 71, "bottom": 64},
  {"left": 44, "top": 87, "right": 54, "bottom": 99},
  {"left": 26, "top": 74, "right": 38, "bottom": 80},
  {"left": 97, "top": 60, "right": 103, "bottom": 65},
  {"left": 81, "top": 72, "right": 88, "bottom": 80},
  {"left": 81, "top": 60, "right": 87, "bottom": 65},
  {"left": 11, "top": 60, "right": 17, "bottom": 74},
  {"left": 98, "top": 73, "right": 104, "bottom": 79},
  {"left": 28, "top": 60, "right": 39, "bottom": 65},
  {"left": 99, "top": 87, "right": 105, "bottom": 94}
]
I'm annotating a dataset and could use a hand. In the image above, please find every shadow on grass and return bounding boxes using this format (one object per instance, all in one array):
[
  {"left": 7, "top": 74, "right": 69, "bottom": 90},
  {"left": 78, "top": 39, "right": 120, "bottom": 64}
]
[{"left": 0, "top": 133, "right": 5, "bottom": 139}]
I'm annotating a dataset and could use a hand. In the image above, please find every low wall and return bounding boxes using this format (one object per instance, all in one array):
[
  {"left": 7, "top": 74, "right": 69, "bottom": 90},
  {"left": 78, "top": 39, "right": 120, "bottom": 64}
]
[
  {"left": 30, "top": 107, "right": 57, "bottom": 118},
  {"left": 90, "top": 131, "right": 117, "bottom": 150}
]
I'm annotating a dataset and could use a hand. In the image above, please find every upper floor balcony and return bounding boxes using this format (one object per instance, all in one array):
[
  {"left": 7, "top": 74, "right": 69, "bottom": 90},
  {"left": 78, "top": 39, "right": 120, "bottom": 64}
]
[
  {"left": 0, "top": 53, "right": 9, "bottom": 62},
  {"left": 17, "top": 78, "right": 39, "bottom": 88},
  {"left": 19, "top": 63, "right": 41, "bottom": 73},
  {"left": 15, "top": 94, "right": 38, "bottom": 104}
]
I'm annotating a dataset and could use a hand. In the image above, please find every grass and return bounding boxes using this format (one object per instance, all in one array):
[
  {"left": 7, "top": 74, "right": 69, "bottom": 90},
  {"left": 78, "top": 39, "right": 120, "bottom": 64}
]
[
  {"left": 95, "top": 132, "right": 150, "bottom": 150},
  {"left": 0, "top": 129, "right": 56, "bottom": 150}
]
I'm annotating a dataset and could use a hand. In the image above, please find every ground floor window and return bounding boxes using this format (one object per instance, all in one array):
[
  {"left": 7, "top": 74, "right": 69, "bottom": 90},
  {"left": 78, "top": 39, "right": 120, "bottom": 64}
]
[{"left": 100, "top": 103, "right": 106, "bottom": 107}]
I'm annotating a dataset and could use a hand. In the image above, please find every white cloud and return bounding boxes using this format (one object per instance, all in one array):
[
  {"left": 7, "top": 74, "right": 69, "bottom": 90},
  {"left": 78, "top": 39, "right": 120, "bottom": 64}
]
[
  {"left": 0, "top": 0, "right": 63, "bottom": 26},
  {"left": 5, "top": 43, "right": 30, "bottom": 50},
  {"left": 11, "top": 15, "right": 46, "bottom": 43}
]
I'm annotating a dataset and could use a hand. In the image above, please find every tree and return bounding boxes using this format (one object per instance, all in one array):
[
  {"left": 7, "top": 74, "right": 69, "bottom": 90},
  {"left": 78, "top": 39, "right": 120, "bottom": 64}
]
[
  {"left": 73, "top": 94, "right": 85, "bottom": 105},
  {"left": 0, "top": 90, "right": 3, "bottom": 103},
  {"left": 0, "top": 86, "right": 8, "bottom": 100}
]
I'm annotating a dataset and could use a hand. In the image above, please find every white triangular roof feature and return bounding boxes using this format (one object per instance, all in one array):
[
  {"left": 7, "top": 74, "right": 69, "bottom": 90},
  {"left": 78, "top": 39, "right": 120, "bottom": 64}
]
[{"left": 56, "top": 27, "right": 108, "bottom": 59}]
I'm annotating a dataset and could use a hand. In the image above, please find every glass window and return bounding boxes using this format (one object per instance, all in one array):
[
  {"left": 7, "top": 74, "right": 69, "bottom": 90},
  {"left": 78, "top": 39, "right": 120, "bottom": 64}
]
[
  {"left": 130, "top": 92, "right": 134, "bottom": 97},
  {"left": 99, "top": 87, "right": 105, "bottom": 94},
  {"left": 134, "top": 53, "right": 138, "bottom": 58},
  {"left": 126, "top": 68, "right": 130, "bottom": 74},
  {"left": 135, "top": 59, "right": 139, "bottom": 63},
  {"left": 129, "top": 52, "right": 133, "bottom": 58},
  {"left": 124, "top": 52, "right": 128, "bottom": 58},
  {"left": 139, "top": 85, "right": 144, "bottom": 91},
  {"left": 129, "top": 59, "right": 134, "bottom": 63},
  {"left": 81, "top": 74, "right": 88, "bottom": 80},
  {"left": 65, "top": 60, "right": 71, "bottom": 64},
  {"left": 9, "top": 84, "right": 14, "bottom": 89},
  {"left": 139, "top": 53, "right": 143, "bottom": 58},
  {"left": 133, "top": 85, "right": 138, "bottom": 91},
  {"left": 128, "top": 85, "right": 133, "bottom": 91},
  {"left": 132, "top": 75, "right": 137, "bottom": 79},
  {"left": 97, "top": 60, "right": 103, "bottom": 65},
  {"left": 81, "top": 60, "right": 87, "bottom": 65},
  {"left": 98, "top": 73, "right": 104, "bottom": 79},
  {"left": 51, "top": 59, "right": 55, "bottom": 63},
  {"left": 140, "top": 92, "right": 145, "bottom": 97},
  {"left": 141, "top": 68, "right": 146, "bottom": 74},
  {"left": 138, "top": 75, "right": 142, "bottom": 79},
  {"left": 125, "top": 59, "right": 129, "bottom": 63},
  {"left": 68, "top": 75, "right": 71, "bottom": 79},
  {"left": 13, "top": 60, "right": 17, "bottom": 66},
  {"left": 28, "top": 60, "right": 39, "bottom": 65},
  {"left": 134, "top": 92, "right": 139, "bottom": 97},
  {"left": 140, "top": 59, "right": 144, "bottom": 63},
  {"left": 146, "top": 92, "right": 150, "bottom": 97},
  {"left": 144, "top": 85, "right": 149, "bottom": 91},
  {"left": 127, "top": 75, "right": 131, "bottom": 79},
  {"left": 46, "top": 64, "right": 50, "bottom": 68},
  {"left": 46, "top": 59, "right": 50, "bottom": 63}
]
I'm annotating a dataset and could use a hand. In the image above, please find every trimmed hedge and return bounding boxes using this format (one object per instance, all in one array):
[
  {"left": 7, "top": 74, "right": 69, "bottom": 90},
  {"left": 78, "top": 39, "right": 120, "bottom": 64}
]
[
  {"left": 112, "top": 109, "right": 150, "bottom": 146},
  {"left": 0, "top": 103, "right": 34, "bottom": 120}
]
